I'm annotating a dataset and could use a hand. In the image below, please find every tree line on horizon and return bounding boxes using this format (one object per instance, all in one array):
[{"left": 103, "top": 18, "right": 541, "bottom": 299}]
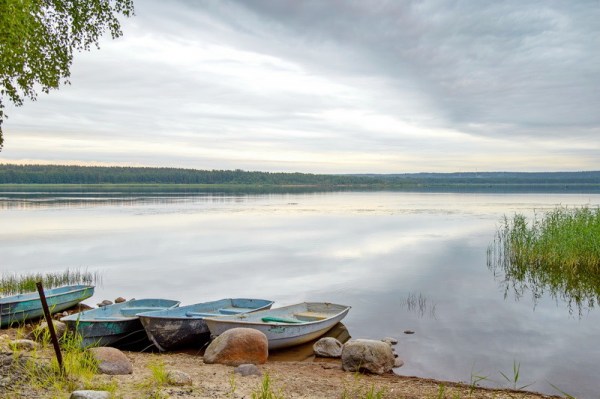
[{"left": 0, "top": 164, "right": 599, "bottom": 186}]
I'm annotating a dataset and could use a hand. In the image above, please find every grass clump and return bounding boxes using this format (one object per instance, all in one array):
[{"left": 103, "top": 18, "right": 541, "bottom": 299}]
[
  {"left": 488, "top": 206, "right": 600, "bottom": 314},
  {"left": 6, "top": 326, "right": 101, "bottom": 397},
  {"left": 0, "top": 268, "right": 100, "bottom": 296},
  {"left": 341, "top": 372, "right": 386, "bottom": 399},
  {"left": 251, "top": 373, "right": 284, "bottom": 399}
]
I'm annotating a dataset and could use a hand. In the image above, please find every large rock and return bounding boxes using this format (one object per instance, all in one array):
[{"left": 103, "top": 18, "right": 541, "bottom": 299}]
[
  {"left": 313, "top": 337, "right": 343, "bottom": 358},
  {"left": 203, "top": 328, "right": 268, "bottom": 366},
  {"left": 341, "top": 339, "right": 395, "bottom": 375},
  {"left": 88, "top": 347, "right": 133, "bottom": 375}
]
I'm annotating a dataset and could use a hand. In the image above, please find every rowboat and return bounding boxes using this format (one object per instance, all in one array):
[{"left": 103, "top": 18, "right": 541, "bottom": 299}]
[
  {"left": 0, "top": 285, "right": 94, "bottom": 328},
  {"left": 203, "top": 302, "right": 350, "bottom": 350},
  {"left": 138, "top": 298, "right": 274, "bottom": 351},
  {"left": 61, "top": 298, "right": 180, "bottom": 348}
]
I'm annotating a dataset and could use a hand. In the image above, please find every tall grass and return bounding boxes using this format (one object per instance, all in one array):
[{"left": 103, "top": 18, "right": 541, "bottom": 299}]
[
  {"left": 488, "top": 206, "right": 600, "bottom": 314},
  {"left": 9, "top": 327, "right": 100, "bottom": 396},
  {"left": 0, "top": 268, "right": 100, "bottom": 296}
]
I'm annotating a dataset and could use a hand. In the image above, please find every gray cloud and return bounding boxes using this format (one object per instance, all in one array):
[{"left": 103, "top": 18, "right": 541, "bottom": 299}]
[{"left": 2, "top": 0, "right": 599, "bottom": 171}]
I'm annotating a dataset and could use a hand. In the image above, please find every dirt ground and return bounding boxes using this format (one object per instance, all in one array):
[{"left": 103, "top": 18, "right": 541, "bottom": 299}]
[{"left": 95, "top": 351, "right": 561, "bottom": 399}]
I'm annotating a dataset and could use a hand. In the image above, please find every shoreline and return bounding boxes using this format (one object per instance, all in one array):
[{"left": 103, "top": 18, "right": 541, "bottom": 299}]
[{"left": 0, "top": 326, "right": 563, "bottom": 399}]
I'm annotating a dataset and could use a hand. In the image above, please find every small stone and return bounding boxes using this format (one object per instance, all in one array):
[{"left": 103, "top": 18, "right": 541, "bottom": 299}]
[
  {"left": 313, "top": 337, "right": 343, "bottom": 358},
  {"left": 403, "top": 330, "right": 415, "bottom": 335},
  {"left": 9, "top": 339, "right": 40, "bottom": 351},
  {"left": 381, "top": 337, "right": 398, "bottom": 346},
  {"left": 167, "top": 370, "right": 192, "bottom": 386},
  {"left": 234, "top": 364, "right": 262, "bottom": 377},
  {"left": 70, "top": 390, "right": 110, "bottom": 399},
  {"left": 114, "top": 297, "right": 126, "bottom": 303},
  {"left": 27, "top": 320, "right": 67, "bottom": 341},
  {"left": 394, "top": 357, "right": 404, "bottom": 368},
  {"left": 97, "top": 300, "right": 113, "bottom": 307}
]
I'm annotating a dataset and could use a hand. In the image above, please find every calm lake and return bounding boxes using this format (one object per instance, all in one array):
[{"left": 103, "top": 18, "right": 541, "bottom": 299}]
[{"left": 1, "top": 191, "right": 599, "bottom": 398}]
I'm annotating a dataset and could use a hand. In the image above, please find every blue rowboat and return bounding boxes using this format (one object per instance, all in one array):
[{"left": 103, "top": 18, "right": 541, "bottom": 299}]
[
  {"left": 0, "top": 285, "right": 94, "bottom": 328},
  {"left": 138, "top": 298, "right": 274, "bottom": 351},
  {"left": 203, "top": 302, "right": 350, "bottom": 350},
  {"left": 61, "top": 298, "right": 180, "bottom": 348}
]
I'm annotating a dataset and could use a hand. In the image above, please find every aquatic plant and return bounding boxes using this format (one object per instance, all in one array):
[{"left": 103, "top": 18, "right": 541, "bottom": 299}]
[
  {"left": 0, "top": 268, "right": 100, "bottom": 296},
  {"left": 487, "top": 206, "right": 600, "bottom": 315},
  {"left": 499, "top": 361, "right": 532, "bottom": 390}
]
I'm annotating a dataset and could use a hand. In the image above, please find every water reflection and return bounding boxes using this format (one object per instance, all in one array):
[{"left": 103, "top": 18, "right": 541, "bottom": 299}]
[
  {"left": 487, "top": 224, "right": 600, "bottom": 317},
  {"left": 2, "top": 192, "right": 600, "bottom": 398},
  {"left": 400, "top": 293, "right": 437, "bottom": 319}
]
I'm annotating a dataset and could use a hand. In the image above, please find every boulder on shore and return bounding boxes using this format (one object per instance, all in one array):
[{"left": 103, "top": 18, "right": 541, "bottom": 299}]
[
  {"left": 203, "top": 328, "right": 268, "bottom": 366},
  {"left": 341, "top": 339, "right": 395, "bottom": 375},
  {"left": 88, "top": 347, "right": 133, "bottom": 375}
]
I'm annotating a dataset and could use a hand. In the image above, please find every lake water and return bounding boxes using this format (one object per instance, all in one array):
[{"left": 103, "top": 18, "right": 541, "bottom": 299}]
[{"left": 1, "top": 191, "right": 599, "bottom": 398}]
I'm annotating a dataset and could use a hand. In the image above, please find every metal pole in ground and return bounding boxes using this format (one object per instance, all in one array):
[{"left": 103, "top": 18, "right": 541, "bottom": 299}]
[{"left": 36, "top": 282, "right": 65, "bottom": 375}]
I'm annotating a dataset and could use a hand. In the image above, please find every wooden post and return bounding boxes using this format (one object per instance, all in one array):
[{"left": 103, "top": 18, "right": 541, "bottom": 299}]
[{"left": 36, "top": 282, "right": 64, "bottom": 374}]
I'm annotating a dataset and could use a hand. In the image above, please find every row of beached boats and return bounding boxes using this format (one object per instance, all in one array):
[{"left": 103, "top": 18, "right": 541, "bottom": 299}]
[{"left": 0, "top": 285, "right": 351, "bottom": 351}]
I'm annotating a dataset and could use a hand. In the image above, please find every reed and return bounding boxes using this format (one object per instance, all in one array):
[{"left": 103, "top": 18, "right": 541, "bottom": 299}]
[
  {"left": 0, "top": 268, "right": 100, "bottom": 296},
  {"left": 488, "top": 206, "right": 600, "bottom": 314}
]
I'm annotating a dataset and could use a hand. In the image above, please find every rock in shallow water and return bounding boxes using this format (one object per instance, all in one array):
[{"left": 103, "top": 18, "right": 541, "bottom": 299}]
[{"left": 313, "top": 337, "right": 343, "bottom": 358}]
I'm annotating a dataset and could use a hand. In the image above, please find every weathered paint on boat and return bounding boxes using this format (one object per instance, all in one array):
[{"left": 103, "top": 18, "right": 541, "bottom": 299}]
[
  {"left": 203, "top": 302, "right": 350, "bottom": 350},
  {"left": 60, "top": 298, "right": 180, "bottom": 347},
  {"left": 138, "top": 298, "right": 274, "bottom": 351},
  {"left": 0, "top": 285, "right": 94, "bottom": 328}
]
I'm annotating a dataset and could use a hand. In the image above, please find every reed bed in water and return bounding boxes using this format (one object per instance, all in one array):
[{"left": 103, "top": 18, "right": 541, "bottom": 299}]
[
  {"left": 488, "top": 206, "right": 600, "bottom": 314},
  {"left": 0, "top": 269, "right": 100, "bottom": 296}
]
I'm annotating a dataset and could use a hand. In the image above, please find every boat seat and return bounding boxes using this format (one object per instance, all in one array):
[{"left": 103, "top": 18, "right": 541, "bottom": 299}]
[
  {"left": 185, "top": 311, "right": 221, "bottom": 318},
  {"left": 93, "top": 316, "right": 129, "bottom": 320},
  {"left": 293, "top": 312, "right": 328, "bottom": 321},
  {"left": 218, "top": 307, "right": 251, "bottom": 315},
  {"left": 261, "top": 316, "right": 302, "bottom": 324},
  {"left": 120, "top": 307, "right": 165, "bottom": 316}
]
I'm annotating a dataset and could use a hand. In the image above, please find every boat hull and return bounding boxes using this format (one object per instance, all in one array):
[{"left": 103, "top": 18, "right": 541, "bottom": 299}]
[
  {"left": 204, "top": 302, "right": 350, "bottom": 350},
  {"left": 61, "top": 298, "right": 180, "bottom": 348},
  {"left": 0, "top": 285, "right": 94, "bottom": 328},
  {"left": 138, "top": 298, "right": 273, "bottom": 351}
]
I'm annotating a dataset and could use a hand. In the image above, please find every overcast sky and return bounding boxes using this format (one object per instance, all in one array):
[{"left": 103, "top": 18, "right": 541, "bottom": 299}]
[{"left": 2, "top": 0, "right": 600, "bottom": 173}]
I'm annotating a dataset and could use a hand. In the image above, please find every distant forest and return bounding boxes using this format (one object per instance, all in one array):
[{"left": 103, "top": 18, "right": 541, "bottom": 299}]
[{"left": 1, "top": 164, "right": 599, "bottom": 187}]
